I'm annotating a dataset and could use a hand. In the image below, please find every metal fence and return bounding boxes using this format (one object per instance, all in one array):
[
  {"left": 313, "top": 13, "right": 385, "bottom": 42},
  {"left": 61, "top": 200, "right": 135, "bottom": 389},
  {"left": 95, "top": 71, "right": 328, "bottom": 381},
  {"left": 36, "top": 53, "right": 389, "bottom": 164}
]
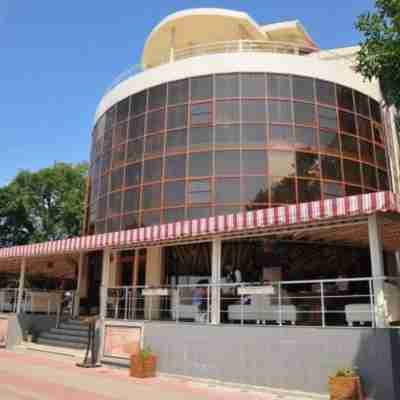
[{"left": 104, "top": 277, "right": 400, "bottom": 329}]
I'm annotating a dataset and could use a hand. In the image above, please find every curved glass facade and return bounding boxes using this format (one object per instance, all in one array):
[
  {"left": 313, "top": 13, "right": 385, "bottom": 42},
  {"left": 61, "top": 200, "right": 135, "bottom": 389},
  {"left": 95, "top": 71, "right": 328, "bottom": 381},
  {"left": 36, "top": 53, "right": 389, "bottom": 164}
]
[{"left": 87, "top": 73, "right": 390, "bottom": 234}]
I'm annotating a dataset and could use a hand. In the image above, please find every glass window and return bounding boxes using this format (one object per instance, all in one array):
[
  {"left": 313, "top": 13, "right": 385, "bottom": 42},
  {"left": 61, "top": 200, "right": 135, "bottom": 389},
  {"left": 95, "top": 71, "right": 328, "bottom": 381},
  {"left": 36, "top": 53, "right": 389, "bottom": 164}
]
[
  {"left": 316, "top": 80, "right": 336, "bottom": 106},
  {"left": 242, "top": 73, "right": 266, "bottom": 98},
  {"left": 271, "top": 177, "right": 296, "bottom": 204},
  {"left": 117, "top": 98, "right": 130, "bottom": 122},
  {"left": 105, "top": 107, "right": 116, "bottom": 130},
  {"left": 166, "top": 129, "right": 187, "bottom": 152},
  {"left": 346, "top": 185, "right": 363, "bottom": 196},
  {"left": 343, "top": 159, "right": 361, "bottom": 185},
  {"left": 188, "top": 207, "right": 211, "bottom": 219},
  {"left": 164, "top": 208, "right": 185, "bottom": 224},
  {"left": 373, "top": 124, "right": 384, "bottom": 143},
  {"left": 148, "top": 84, "right": 166, "bottom": 110},
  {"left": 339, "top": 111, "right": 356, "bottom": 135},
  {"left": 319, "top": 130, "right": 340, "bottom": 154},
  {"left": 145, "top": 133, "right": 164, "bottom": 154},
  {"left": 270, "top": 125, "right": 294, "bottom": 145},
  {"left": 110, "top": 168, "right": 123, "bottom": 191},
  {"left": 131, "top": 91, "right": 147, "bottom": 116},
  {"left": 127, "top": 139, "right": 143, "bottom": 162},
  {"left": 298, "top": 179, "right": 321, "bottom": 202},
  {"left": 268, "top": 74, "right": 291, "bottom": 98},
  {"left": 122, "top": 213, "right": 139, "bottom": 230},
  {"left": 168, "top": 79, "right": 188, "bottom": 105},
  {"left": 323, "top": 182, "right": 344, "bottom": 199},
  {"left": 215, "top": 74, "right": 239, "bottom": 98},
  {"left": 295, "top": 127, "right": 317, "bottom": 150},
  {"left": 190, "top": 103, "right": 212, "bottom": 125},
  {"left": 107, "top": 217, "right": 121, "bottom": 233},
  {"left": 354, "top": 91, "right": 370, "bottom": 117},
  {"left": 125, "top": 163, "right": 142, "bottom": 187},
  {"left": 99, "top": 174, "right": 109, "bottom": 196},
  {"left": 123, "top": 188, "right": 140, "bottom": 213},
  {"left": 97, "top": 196, "right": 107, "bottom": 220},
  {"left": 190, "top": 126, "right": 213, "bottom": 148},
  {"left": 360, "top": 140, "right": 374, "bottom": 163},
  {"left": 164, "top": 181, "right": 185, "bottom": 206},
  {"left": 318, "top": 107, "right": 337, "bottom": 130},
  {"left": 188, "top": 180, "right": 211, "bottom": 203},
  {"left": 216, "top": 100, "right": 240, "bottom": 123},
  {"left": 215, "top": 178, "right": 241, "bottom": 203},
  {"left": 294, "top": 102, "right": 315, "bottom": 125},
  {"left": 112, "top": 144, "right": 126, "bottom": 167},
  {"left": 370, "top": 100, "right": 382, "bottom": 123},
  {"left": 242, "top": 124, "right": 267, "bottom": 145},
  {"left": 215, "top": 125, "right": 240, "bottom": 145},
  {"left": 378, "top": 170, "right": 389, "bottom": 190},
  {"left": 108, "top": 191, "right": 122, "bottom": 215},
  {"left": 142, "top": 211, "right": 161, "bottom": 227},
  {"left": 114, "top": 122, "right": 127, "bottom": 145},
  {"left": 243, "top": 176, "right": 268, "bottom": 203},
  {"left": 189, "top": 152, "right": 212, "bottom": 177},
  {"left": 242, "top": 150, "right": 267, "bottom": 174},
  {"left": 375, "top": 146, "right": 387, "bottom": 169},
  {"left": 336, "top": 85, "right": 354, "bottom": 111},
  {"left": 269, "top": 151, "right": 296, "bottom": 176},
  {"left": 128, "top": 115, "right": 145, "bottom": 140},
  {"left": 95, "top": 220, "right": 106, "bottom": 234},
  {"left": 268, "top": 100, "right": 292, "bottom": 123},
  {"left": 142, "top": 184, "right": 161, "bottom": 209},
  {"left": 147, "top": 109, "right": 165, "bottom": 133},
  {"left": 242, "top": 99, "right": 266, "bottom": 121},
  {"left": 103, "top": 129, "right": 113, "bottom": 152},
  {"left": 293, "top": 76, "right": 314, "bottom": 101},
  {"left": 321, "top": 155, "right": 342, "bottom": 180},
  {"left": 215, "top": 206, "right": 241, "bottom": 216},
  {"left": 191, "top": 75, "right": 213, "bottom": 101},
  {"left": 215, "top": 150, "right": 240, "bottom": 175},
  {"left": 167, "top": 105, "right": 187, "bottom": 130},
  {"left": 362, "top": 164, "right": 377, "bottom": 188},
  {"left": 341, "top": 134, "right": 359, "bottom": 159},
  {"left": 357, "top": 116, "right": 372, "bottom": 140},
  {"left": 143, "top": 158, "right": 162, "bottom": 182},
  {"left": 165, "top": 155, "right": 186, "bottom": 179},
  {"left": 296, "top": 152, "right": 320, "bottom": 178}
]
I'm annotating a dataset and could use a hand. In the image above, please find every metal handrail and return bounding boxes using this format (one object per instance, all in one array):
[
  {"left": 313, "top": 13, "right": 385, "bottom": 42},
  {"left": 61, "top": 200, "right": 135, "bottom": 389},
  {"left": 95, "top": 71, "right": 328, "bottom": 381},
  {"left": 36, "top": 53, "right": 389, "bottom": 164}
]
[{"left": 103, "top": 39, "right": 316, "bottom": 96}]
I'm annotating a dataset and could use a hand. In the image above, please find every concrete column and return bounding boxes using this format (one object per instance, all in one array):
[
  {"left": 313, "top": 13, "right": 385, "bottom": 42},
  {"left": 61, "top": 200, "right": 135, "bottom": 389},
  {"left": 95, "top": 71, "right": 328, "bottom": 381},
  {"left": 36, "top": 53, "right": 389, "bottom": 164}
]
[
  {"left": 73, "top": 252, "right": 84, "bottom": 317},
  {"left": 144, "top": 247, "right": 163, "bottom": 320},
  {"left": 133, "top": 249, "right": 139, "bottom": 286},
  {"left": 16, "top": 259, "right": 26, "bottom": 314},
  {"left": 211, "top": 239, "right": 222, "bottom": 325},
  {"left": 368, "top": 214, "right": 386, "bottom": 327},
  {"left": 100, "top": 248, "right": 111, "bottom": 319}
]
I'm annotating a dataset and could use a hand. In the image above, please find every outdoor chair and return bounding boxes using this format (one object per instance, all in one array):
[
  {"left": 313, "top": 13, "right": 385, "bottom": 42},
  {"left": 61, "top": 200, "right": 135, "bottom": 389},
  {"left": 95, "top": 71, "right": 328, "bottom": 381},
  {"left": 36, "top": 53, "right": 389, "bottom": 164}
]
[
  {"left": 227, "top": 293, "right": 297, "bottom": 324},
  {"left": 170, "top": 289, "right": 204, "bottom": 321}
]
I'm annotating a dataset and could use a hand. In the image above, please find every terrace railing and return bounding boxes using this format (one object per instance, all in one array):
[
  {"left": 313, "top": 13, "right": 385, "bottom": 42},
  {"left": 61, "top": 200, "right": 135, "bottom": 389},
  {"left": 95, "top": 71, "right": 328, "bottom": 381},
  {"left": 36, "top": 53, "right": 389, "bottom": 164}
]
[
  {"left": 104, "top": 277, "right": 400, "bottom": 329},
  {"left": 104, "top": 40, "right": 315, "bottom": 95}
]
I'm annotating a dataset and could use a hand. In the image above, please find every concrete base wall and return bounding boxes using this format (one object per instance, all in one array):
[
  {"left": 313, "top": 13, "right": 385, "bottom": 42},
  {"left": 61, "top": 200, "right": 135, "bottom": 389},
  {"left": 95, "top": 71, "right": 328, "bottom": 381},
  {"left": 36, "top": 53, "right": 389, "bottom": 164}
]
[{"left": 142, "top": 324, "right": 400, "bottom": 400}]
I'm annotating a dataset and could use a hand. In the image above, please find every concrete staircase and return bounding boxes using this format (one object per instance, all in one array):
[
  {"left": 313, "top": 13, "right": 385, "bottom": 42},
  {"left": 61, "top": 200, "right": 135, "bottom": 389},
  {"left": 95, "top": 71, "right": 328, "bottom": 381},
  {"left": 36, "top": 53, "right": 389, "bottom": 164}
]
[{"left": 36, "top": 319, "right": 89, "bottom": 350}]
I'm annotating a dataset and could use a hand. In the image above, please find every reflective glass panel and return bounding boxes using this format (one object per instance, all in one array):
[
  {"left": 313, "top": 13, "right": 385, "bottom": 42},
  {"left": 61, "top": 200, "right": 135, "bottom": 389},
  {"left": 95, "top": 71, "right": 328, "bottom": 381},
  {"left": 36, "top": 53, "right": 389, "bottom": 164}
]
[
  {"left": 270, "top": 125, "right": 294, "bottom": 145},
  {"left": 216, "top": 100, "right": 240, "bottom": 123},
  {"left": 215, "top": 150, "right": 240, "bottom": 175},
  {"left": 143, "top": 158, "right": 162, "bottom": 182},
  {"left": 190, "top": 103, "right": 212, "bottom": 125},
  {"left": 268, "top": 74, "right": 291, "bottom": 98},
  {"left": 318, "top": 107, "right": 337, "bottom": 130},
  {"left": 166, "top": 129, "right": 187, "bottom": 152},
  {"left": 191, "top": 76, "right": 213, "bottom": 101},
  {"left": 189, "top": 152, "right": 212, "bottom": 177},
  {"left": 190, "top": 126, "right": 213, "bottom": 148},
  {"left": 293, "top": 76, "right": 314, "bottom": 101},
  {"left": 167, "top": 105, "right": 187, "bottom": 130},
  {"left": 294, "top": 102, "right": 315, "bottom": 125},
  {"left": 321, "top": 155, "right": 342, "bottom": 180},
  {"left": 147, "top": 109, "right": 165, "bottom": 133},
  {"left": 148, "top": 84, "right": 166, "bottom": 110},
  {"left": 164, "top": 181, "right": 185, "bottom": 206},
  {"left": 337, "top": 85, "right": 354, "bottom": 111},
  {"left": 294, "top": 127, "right": 317, "bottom": 150},
  {"left": 296, "top": 152, "right": 320, "bottom": 178},
  {"left": 339, "top": 111, "right": 356, "bottom": 135},
  {"left": 271, "top": 177, "right": 296, "bottom": 204},
  {"left": 127, "top": 139, "right": 143, "bottom": 162},
  {"left": 123, "top": 188, "right": 140, "bottom": 213},
  {"left": 341, "top": 135, "right": 359, "bottom": 159},
  {"left": 343, "top": 159, "right": 361, "bottom": 185},
  {"left": 268, "top": 100, "right": 292, "bottom": 123},
  {"left": 215, "top": 125, "right": 240, "bottom": 145},
  {"left": 298, "top": 179, "right": 321, "bottom": 202},
  {"left": 215, "top": 74, "right": 239, "bottom": 98},
  {"left": 131, "top": 91, "right": 147, "bottom": 116},
  {"left": 142, "top": 184, "right": 161, "bottom": 209},
  {"left": 242, "top": 100, "right": 266, "bottom": 121},
  {"left": 117, "top": 98, "right": 130, "bottom": 123},
  {"left": 316, "top": 80, "right": 336, "bottom": 106},
  {"left": 215, "top": 178, "right": 241, "bottom": 203},
  {"left": 269, "top": 151, "right": 296, "bottom": 176},
  {"left": 125, "top": 163, "right": 142, "bottom": 187},
  {"left": 319, "top": 130, "right": 340, "bottom": 154},
  {"left": 242, "top": 124, "right": 267, "bottom": 145},
  {"left": 363, "top": 164, "right": 377, "bottom": 188},
  {"left": 242, "top": 73, "right": 266, "bottom": 97},
  {"left": 110, "top": 168, "right": 123, "bottom": 191},
  {"left": 243, "top": 176, "right": 268, "bottom": 203},
  {"left": 242, "top": 150, "right": 267, "bottom": 174},
  {"left": 164, "top": 208, "right": 185, "bottom": 223},
  {"left": 129, "top": 115, "right": 145, "bottom": 140},
  {"left": 168, "top": 79, "right": 188, "bottom": 105},
  {"left": 165, "top": 154, "right": 186, "bottom": 179},
  {"left": 357, "top": 116, "right": 372, "bottom": 140}
]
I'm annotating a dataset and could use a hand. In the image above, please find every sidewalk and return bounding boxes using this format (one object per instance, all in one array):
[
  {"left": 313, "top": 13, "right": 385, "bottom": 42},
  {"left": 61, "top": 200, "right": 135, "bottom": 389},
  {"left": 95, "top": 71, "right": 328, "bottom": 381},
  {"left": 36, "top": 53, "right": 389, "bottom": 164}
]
[{"left": 0, "top": 348, "right": 326, "bottom": 400}]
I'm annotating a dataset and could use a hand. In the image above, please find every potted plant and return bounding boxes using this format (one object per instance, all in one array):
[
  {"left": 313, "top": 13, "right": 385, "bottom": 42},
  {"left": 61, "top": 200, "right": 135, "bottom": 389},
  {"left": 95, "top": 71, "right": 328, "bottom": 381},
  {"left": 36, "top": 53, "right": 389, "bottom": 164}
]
[
  {"left": 329, "top": 367, "right": 363, "bottom": 400},
  {"left": 130, "top": 346, "right": 157, "bottom": 378}
]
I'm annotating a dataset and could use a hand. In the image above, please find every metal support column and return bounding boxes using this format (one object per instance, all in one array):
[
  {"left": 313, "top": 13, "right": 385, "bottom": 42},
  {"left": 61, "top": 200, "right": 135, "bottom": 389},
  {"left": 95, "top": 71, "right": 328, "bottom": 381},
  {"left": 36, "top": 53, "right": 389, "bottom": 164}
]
[
  {"left": 211, "top": 238, "right": 222, "bottom": 325},
  {"left": 16, "top": 258, "right": 26, "bottom": 314},
  {"left": 73, "top": 252, "right": 84, "bottom": 318},
  {"left": 368, "top": 214, "right": 386, "bottom": 328}
]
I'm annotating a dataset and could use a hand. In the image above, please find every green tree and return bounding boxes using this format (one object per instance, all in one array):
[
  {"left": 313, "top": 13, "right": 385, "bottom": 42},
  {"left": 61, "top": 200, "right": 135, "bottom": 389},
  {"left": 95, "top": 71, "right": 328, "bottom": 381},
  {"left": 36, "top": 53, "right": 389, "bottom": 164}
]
[
  {"left": 0, "top": 162, "right": 88, "bottom": 247},
  {"left": 356, "top": 0, "right": 400, "bottom": 116}
]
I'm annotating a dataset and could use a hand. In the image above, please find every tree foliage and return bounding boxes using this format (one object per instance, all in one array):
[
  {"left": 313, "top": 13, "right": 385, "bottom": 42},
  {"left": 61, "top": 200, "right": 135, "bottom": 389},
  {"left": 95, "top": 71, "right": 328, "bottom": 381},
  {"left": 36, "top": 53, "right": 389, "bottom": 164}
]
[
  {"left": 0, "top": 162, "right": 88, "bottom": 247},
  {"left": 356, "top": 0, "right": 400, "bottom": 112}
]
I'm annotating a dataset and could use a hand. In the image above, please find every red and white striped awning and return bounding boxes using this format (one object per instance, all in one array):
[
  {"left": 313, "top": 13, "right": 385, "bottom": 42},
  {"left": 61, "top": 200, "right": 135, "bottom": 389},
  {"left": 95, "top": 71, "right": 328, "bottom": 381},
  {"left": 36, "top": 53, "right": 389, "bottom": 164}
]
[{"left": 1, "top": 191, "right": 399, "bottom": 260}]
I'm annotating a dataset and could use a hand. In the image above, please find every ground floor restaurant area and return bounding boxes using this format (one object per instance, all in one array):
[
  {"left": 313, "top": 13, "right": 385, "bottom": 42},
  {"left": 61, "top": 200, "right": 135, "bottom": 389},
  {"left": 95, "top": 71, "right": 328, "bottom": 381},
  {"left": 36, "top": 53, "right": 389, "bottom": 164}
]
[{"left": 1, "top": 192, "right": 400, "bottom": 398}]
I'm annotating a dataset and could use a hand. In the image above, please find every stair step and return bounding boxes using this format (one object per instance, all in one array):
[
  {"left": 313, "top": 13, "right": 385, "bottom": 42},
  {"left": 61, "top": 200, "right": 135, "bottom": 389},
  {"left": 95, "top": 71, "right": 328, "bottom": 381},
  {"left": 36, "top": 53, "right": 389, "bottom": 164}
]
[
  {"left": 58, "top": 323, "right": 88, "bottom": 332},
  {"left": 39, "top": 333, "right": 88, "bottom": 344},
  {"left": 50, "top": 328, "right": 89, "bottom": 338},
  {"left": 36, "top": 338, "right": 87, "bottom": 350}
]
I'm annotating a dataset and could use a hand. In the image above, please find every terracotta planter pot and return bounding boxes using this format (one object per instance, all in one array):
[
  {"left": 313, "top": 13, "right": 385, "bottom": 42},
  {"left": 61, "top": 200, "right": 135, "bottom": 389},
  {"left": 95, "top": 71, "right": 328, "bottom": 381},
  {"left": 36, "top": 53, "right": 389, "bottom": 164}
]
[
  {"left": 329, "top": 376, "right": 362, "bottom": 400},
  {"left": 130, "top": 354, "right": 157, "bottom": 378}
]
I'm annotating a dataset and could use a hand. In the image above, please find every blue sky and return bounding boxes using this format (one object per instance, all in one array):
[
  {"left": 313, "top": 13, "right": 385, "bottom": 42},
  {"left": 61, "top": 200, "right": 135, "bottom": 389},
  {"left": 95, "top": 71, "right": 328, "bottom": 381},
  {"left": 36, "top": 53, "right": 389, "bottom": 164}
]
[{"left": 0, "top": 0, "right": 376, "bottom": 186}]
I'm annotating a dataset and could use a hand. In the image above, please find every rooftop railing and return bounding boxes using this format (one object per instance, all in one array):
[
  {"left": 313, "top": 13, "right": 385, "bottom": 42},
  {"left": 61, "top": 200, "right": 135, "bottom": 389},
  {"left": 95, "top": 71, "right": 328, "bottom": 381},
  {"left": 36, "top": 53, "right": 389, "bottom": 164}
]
[{"left": 104, "top": 40, "right": 316, "bottom": 95}]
